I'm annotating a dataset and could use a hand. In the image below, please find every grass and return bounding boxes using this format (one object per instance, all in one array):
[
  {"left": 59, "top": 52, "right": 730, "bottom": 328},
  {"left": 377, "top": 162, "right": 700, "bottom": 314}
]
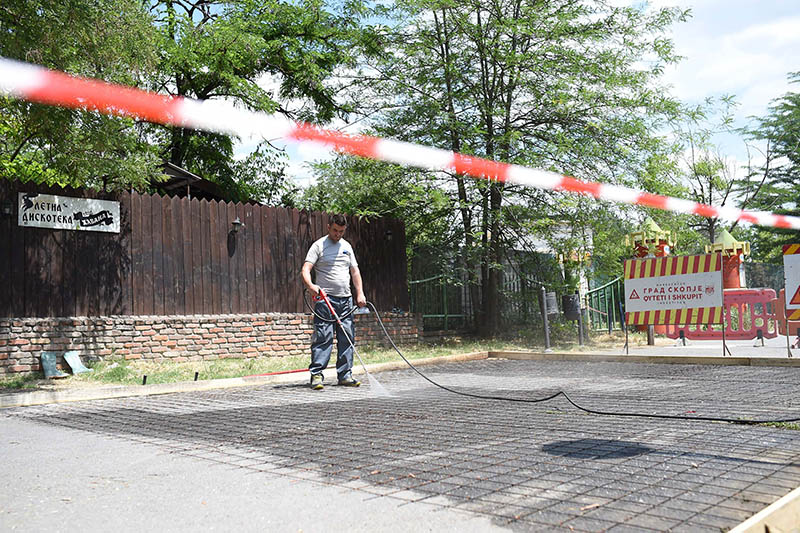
[
  {"left": 68, "top": 338, "right": 531, "bottom": 386},
  {"left": 0, "top": 328, "right": 641, "bottom": 390},
  {"left": 761, "top": 422, "right": 800, "bottom": 431},
  {"left": 0, "top": 373, "right": 41, "bottom": 390}
]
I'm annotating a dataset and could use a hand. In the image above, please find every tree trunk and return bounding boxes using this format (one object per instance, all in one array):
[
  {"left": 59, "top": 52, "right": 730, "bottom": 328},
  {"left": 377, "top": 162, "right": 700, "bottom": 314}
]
[
  {"left": 435, "top": 7, "right": 483, "bottom": 331},
  {"left": 483, "top": 181, "right": 504, "bottom": 336}
]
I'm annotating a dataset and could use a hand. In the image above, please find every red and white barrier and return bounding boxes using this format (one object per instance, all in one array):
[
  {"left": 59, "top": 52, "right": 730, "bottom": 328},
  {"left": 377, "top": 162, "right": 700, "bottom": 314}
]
[{"left": 3, "top": 57, "right": 799, "bottom": 230}]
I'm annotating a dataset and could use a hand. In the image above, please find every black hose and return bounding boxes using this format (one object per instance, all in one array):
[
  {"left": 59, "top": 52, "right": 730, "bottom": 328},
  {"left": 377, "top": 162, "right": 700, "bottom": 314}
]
[{"left": 367, "top": 302, "right": 800, "bottom": 426}]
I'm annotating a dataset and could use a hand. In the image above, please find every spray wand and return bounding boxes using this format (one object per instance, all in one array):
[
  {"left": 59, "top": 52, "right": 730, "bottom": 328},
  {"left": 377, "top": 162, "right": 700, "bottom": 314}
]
[{"left": 313, "top": 289, "right": 391, "bottom": 396}]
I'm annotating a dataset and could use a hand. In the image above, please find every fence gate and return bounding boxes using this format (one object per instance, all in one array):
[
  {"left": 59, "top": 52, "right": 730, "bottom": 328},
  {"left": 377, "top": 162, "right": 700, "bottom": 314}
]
[
  {"left": 586, "top": 277, "right": 623, "bottom": 333},
  {"left": 409, "top": 274, "right": 469, "bottom": 330}
]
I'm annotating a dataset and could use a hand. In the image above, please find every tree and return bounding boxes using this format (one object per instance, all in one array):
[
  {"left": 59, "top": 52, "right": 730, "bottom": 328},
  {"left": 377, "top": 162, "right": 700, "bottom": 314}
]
[
  {"left": 659, "top": 96, "right": 762, "bottom": 246},
  {"left": 231, "top": 146, "right": 297, "bottom": 206},
  {"left": 303, "top": 155, "right": 456, "bottom": 265},
  {"left": 146, "top": 0, "right": 375, "bottom": 201},
  {"left": 740, "top": 72, "right": 800, "bottom": 262},
  {"left": 0, "top": 0, "right": 162, "bottom": 190},
  {"left": 327, "top": 0, "right": 687, "bottom": 334},
  {"left": 1, "top": 0, "right": 375, "bottom": 199}
]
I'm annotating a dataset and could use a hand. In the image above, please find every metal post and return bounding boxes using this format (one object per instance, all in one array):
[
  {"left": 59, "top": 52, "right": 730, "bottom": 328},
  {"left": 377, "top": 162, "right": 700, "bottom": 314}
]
[
  {"left": 619, "top": 300, "right": 629, "bottom": 355},
  {"left": 721, "top": 319, "right": 728, "bottom": 357},
  {"left": 576, "top": 290, "right": 584, "bottom": 346},
  {"left": 611, "top": 285, "right": 617, "bottom": 331},
  {"left": 523, "top": 279, "right": 529, "bottom": 322},
  {"left": 647, "top": 325, "right": 655, "bottom": 346},
  {"left": 540, "top": 287, "right": 552, "bottom": 352},
  {"left": 606, "top": 289, "right": 613, "bottom": 335},
  {"left": 794, "top": 326, "right": 800, "bottom": 354},
  {"left": 782, "top": 267, "right": 793, "bottom": 358},
  {"left": 442, "top": 279, "right": 448, "bottom": 331},
  {"left": 582, "top": 308, "right": 589, "bottom": 344}
]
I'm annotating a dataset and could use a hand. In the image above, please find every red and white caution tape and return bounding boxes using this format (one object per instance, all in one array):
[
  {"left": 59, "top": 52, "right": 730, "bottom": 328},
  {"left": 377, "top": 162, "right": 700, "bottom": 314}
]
[{"left": 3, "top": 57, "right": 799, "bottom": 230}]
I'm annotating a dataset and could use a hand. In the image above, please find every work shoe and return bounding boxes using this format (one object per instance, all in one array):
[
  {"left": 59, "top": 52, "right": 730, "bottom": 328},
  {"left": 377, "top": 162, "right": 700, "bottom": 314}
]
[
  {"left": 338, "top": 376, "right": 361, "bottom": 387},
  {"left": 310, "top": 374, "right": 324, "bottom": 390}
]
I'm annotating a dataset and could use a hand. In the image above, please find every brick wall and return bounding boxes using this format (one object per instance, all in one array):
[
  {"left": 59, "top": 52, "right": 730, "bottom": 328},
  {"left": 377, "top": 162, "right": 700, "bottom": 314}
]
[
  {"left": 0, "top": 312, "right": 421, "bottom": 375},
  {"left": 355, "top": 311, "right": 421, "bottom": 347}
]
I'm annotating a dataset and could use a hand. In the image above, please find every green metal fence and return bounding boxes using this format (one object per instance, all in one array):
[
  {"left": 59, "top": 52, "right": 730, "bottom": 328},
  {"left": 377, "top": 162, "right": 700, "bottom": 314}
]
[
  {"left": 411, "top": 269, "right": 624, "bottom": 333},
  {"left": 586, "top": 277, "right": 623, "bottom": 332},
  {"left": 744, "top": 262, "right": 784, "bottom": 294},
  {"left": 409, "top": 274, "right": 469, "bottom": 330}
]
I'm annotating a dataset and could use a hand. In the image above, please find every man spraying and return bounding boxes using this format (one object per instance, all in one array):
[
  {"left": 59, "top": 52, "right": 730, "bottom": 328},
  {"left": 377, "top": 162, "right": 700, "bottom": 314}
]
[{"left": 301, "top": 214, "right": 367, "bottom": 390}]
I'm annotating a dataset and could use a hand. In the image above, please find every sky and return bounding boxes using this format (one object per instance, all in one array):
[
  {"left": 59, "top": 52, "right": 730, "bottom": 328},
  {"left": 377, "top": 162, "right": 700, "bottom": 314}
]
[
  {"left": 653, "top": 0, "right": 800, "bottom": 152},
  {"left": 240, "top": 0, "right": 800, "bottom": 187}
]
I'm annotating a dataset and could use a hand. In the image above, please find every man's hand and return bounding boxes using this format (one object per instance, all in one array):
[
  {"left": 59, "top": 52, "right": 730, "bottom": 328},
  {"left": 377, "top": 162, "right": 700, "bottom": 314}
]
[
  {"left": 351, "top": 266, "right": 366, "bottom": 307},
  {"left": 309, "top": 284, "right": 322, "bottom": 298}
]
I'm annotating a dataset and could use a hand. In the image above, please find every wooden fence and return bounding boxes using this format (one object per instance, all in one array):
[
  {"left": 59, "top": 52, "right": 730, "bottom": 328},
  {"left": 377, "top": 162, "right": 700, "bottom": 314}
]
[{"left": 0, "top": 181, "right": 408, "bottom": 318}]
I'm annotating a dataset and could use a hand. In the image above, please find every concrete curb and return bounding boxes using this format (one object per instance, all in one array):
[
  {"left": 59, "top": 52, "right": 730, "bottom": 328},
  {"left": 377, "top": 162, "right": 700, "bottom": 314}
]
[
  {"left": 0, "top": 351, "right": 488, "bottom": 409},
  {"left": 488, "top": 351, "right": 800, "bottom": 367},
  {"left": 729, "top": 485, "right": 800, "bottom": 533}
]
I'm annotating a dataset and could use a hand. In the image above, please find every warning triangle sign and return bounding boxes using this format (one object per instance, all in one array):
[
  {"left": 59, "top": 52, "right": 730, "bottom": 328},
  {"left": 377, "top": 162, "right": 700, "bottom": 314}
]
[
  {"left": 629, "top": 289, "right": 640, "bottom": 300},
  {"left": 790, "top": 285, "right": 800, "bottom": 306}
]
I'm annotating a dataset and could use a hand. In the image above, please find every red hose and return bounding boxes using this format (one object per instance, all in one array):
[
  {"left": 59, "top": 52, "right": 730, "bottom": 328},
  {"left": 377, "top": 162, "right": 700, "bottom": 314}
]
[{"left": 245, "top": 368, "right": 308, "bottom": 378}]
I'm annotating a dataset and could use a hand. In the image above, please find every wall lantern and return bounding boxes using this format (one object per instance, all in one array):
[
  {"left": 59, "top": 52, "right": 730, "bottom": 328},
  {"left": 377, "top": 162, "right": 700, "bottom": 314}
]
[
  {"left": 0, "top": 199, "right": 13, "bottom": 216},
  {"left": 231, "top": 217, "right": 244, "bottom": 233},
  {"left": 385, "top": 229, "right": 393, "bottom": 242}
]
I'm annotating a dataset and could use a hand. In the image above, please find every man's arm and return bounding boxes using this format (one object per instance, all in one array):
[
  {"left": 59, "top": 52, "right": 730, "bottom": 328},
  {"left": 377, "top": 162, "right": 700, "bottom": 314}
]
[
  {"left": 301, "top": 261, "right": 320, "bottom": 296},
  {"left": 351, "top": 265, "right": 366, "bottom": 307}
]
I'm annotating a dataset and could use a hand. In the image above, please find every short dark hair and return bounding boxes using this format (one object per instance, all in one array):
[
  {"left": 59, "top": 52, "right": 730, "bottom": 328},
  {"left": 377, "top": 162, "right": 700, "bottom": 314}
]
[{"left": 329, "top": 214, "right": 347, "bottom": 227}]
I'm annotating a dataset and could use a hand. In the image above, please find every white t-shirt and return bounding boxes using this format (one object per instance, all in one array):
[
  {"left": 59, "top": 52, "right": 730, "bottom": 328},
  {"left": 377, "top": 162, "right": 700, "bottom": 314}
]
[{"left": 304, "top": 236, "right": 359, "bottom": 297}]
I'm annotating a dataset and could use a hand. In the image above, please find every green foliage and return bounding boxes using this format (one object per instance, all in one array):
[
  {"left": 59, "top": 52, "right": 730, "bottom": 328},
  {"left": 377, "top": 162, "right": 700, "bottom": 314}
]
[
  {"left": 0, "top": 0, "right": 163, "bottom": 189},
  {"left": 7, "top": 0, "right": 797, "bottom": 305},
  {"left": 0, "top": 0, "right": 157, "bottom": 75},
  {"left": 1, "top": 0, "right": 373, "bottom": 199},
  {"left": 7, "top": 340, "right": 535, "bottom": 387},
  {"left": 0, "top": 372, "right": 40, "bottom": 390},
  {"left": 148, "top": 0, "right": 373, "bottom": 199},
  {"left": 87, "top": 360, "right": 140, "bottom": 384},
  {"left": 231, "top": 144, "right": 296, "bottom": 205},
  {"left": 742, "top": 72, "right": 800, "bottom": 262},
  {"left": 761, "top": 422, "right": 800, "bottom": 431},
  {"left": 659, "top": 96, "right": 745, "bottom": 245},
  {"left": 317, "top": 0, "right": 688, "bottom": 333},
  {"left": 303, "top": 156, "right": 456, "bottom": 263}
]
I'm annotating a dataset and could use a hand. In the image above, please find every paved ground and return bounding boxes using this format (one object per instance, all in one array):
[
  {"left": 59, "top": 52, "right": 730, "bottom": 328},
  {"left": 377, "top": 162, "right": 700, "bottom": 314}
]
[
  {"left": 3, "top": 357, "right": 800, "bottom": 532},
  {"left": 597, "top": 335, "right": 798, "bottom": 359}
]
